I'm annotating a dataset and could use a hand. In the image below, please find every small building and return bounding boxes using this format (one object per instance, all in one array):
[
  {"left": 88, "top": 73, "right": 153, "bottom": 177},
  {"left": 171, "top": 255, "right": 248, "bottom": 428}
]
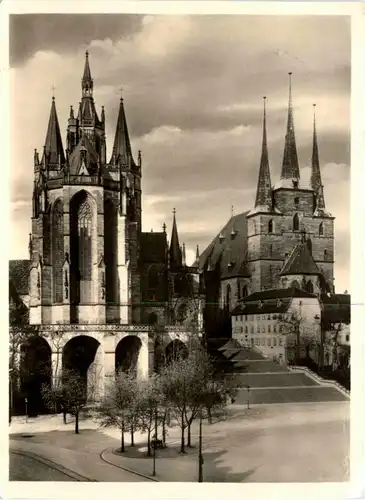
[
  {"left": 231, "top": 287, "right": 322, "bottom": 364},
  {"left": 322, "top": 292, "right": 351, "bottom": 369}
]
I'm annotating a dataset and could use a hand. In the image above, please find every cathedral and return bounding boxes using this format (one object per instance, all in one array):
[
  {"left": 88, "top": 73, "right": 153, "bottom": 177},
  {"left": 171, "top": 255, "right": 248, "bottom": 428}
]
[
  {"left": 9, "top": 52, "right": 203, "bottom": 410},
  {"left": 197, "top": 75, "right": 335, "bottom": 335},
  {"left": 9, "top": 53, "right": 343, "bottom": 412}
]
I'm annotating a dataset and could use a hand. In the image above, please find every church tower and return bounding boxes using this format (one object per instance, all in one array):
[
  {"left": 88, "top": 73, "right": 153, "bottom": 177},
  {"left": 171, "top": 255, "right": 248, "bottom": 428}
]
[
  {"left": 247, "top": 74, "right": 335, "bottom": 294},
  {"left": 29, "top": 52, "right": 142, "bottom": 326}
]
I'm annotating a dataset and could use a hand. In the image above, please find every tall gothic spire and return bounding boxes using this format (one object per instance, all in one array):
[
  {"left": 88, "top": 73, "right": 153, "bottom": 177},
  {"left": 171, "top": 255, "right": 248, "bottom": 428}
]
[
  {"left": 110, "top": 97, "right": 135, "bottom": 165},
  {"left": 310, "top": 104, "right": 326, "bottom": 211},
  {"left": 254, "top": 97, "right": 272, "bottom": 209},
  {"left": 281, "top": 73, "right": 300, "bottom": 180},
  {"left": 43, "top": 96, "right": 65, "bottom": 165},
  {"left": 82, "top": 50, "right": 93, "bottom": 97},
  {"left": 169, "top": 208, "right": 182, "bottom": 270}
]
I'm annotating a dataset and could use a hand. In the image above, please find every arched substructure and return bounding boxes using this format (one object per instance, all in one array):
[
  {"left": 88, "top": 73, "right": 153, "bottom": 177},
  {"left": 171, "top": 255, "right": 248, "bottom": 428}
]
[
  {"left": 70, "top": 190, "right": 96, "bottom": 323},
  {"left": 115, "top": 335, "right": 143, "bottom": 377},
  {"left": 20, "top": 337, "right": 52, "bottom": 416},
  {"left": 63, "top": 335, "right": 102, "bottom": 401},
  {"left": 165, "top": 339, "right": 188, "bottom": 364}
]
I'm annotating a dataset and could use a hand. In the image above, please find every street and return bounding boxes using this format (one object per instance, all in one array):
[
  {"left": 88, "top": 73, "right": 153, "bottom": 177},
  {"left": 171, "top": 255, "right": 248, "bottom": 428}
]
[{"left": 10, "top": 451, "right": 76, "bottom": 481}]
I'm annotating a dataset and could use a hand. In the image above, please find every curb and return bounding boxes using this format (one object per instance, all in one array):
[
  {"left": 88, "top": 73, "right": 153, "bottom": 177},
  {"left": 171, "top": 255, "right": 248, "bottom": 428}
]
[
  {"left": 100, "top": 448, "right": 159, "bottom": 482},
  {"left": 10, "top": 448, "right": 97, "bottom": 482}
]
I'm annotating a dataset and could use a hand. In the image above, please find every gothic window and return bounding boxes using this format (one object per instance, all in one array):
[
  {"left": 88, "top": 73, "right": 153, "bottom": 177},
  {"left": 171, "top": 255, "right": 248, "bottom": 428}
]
[
  {"left": 78, "top": 199, "right": 92, "bottom": 303},
  {"left": 268, "top": 219, "right": 273, "bottom": 234},
  {"left": 324, "top": 249, "right": 328, "bottom": 261},
  {"left": 294, "top": 197, "right": 299, "bottom": 207},
  {"left": 306, "top": 280, "right": 314, "bottom": 294},
  {"left": 148, "top": 266, "right": 160, "bottom": 300},
  {"left": 319, "top": 222, "right": 324, "bottom": 236},
  {"left": 237, "top": 280, "right": 241, "bottom": 300},
  {"left": 293, "top": 213, "right": 299, "bottom": 231},
  {"left": 269, "top": 244, "right": 273, "bottom": 257},
  {"left": 242, "top": 286, "right": 248, "bottom": 298},
  {"left": 52, "top": 199, "right": 64, "bottom": 303},
  {"left": 104, "top": 200, "right": 118, "bottom": 305},
  {"left": 148, "top": 312, "right": 158, "bottom": 325},
  {"left": 226, "top": 284, "right": 231, "bottom": 310}
]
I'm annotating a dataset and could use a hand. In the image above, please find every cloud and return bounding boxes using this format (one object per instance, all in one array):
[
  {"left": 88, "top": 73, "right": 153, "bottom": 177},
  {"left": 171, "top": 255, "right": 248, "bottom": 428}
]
[{"left": 9, "top": 14, "right": 350, "bottom": 291}]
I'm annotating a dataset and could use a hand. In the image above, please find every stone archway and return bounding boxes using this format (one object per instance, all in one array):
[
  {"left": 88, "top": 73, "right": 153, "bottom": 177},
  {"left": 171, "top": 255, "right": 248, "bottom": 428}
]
[
  {"left": 63, "top": 335, "right": 101, "bottom": 399},
  {"left": 165, "top": 339, "right": 188, "bottom": 364},
  {"left": 115, "top": 335, "right": 142, "bottom": 376},
  {"left": 20, "top": 336, "right": 52, "bottom": 416}
]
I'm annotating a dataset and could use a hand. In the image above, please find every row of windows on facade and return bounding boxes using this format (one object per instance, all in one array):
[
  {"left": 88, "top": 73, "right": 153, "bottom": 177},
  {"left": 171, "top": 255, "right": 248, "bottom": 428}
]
[
  {"left": 239, "top": 336, "right": 297, "bottom": 348},
  {"left": 251, "top": 244, "right": 330, "bottom": 261},
  {"left": 233, "top": 312, "right": 284, "bottom": 322},
  {"left": 234, "top": 323, "right": 285, "bottom": 334},
  {"left": 254, "top": 217, "right": 327, "bottom": 236}
]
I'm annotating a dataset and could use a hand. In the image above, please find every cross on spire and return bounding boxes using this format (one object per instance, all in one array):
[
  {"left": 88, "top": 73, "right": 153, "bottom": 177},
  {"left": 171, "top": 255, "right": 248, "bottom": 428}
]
[{"left": 51, "top": 85, "right": 56, "bottom": 101}]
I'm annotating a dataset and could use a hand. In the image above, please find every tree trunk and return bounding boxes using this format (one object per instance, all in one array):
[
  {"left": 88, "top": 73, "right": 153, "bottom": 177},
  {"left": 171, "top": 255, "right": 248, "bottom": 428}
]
[
  {"left": 75, "top": 412, "right": 79, "bottom": 434},
  {"left": 63, "top": 410, "right": 67, "bottom": 424},
  {"left": 187, "top": 422, "right": 192, "bottom": 447},
  {"left": 147, "top": 428, "right": 151, "bottom": 457},
  {"left": 207, "top": 406, "right": 212, "bottom": 424},
  {"left": 162, "top": 414, "right": 167, "bottom": 447},
  {"left": 180, "top": 412, "right": 185, "bottom": 453},
  {"left": 121, "top": 425, "right": 125, "bottom": 452},
  {"left": 130, "top": 423, "right": 134, "bottom": 447}
]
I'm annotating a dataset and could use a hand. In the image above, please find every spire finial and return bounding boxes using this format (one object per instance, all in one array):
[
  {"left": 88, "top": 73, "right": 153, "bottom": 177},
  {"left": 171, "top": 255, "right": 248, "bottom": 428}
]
[
  {"left": 231, "top": 205, "right": 234, "bottom": 218},
  {"left": 288, "top": 72, "right": 292, "bottom": 107},
  {"left": 51, "top": 85, "right": 56, "bottom": 101},
  {"left": 162, "top": 222, "right": 166, "bottom": 233},
  {"left": 173, "top": 207, "right": 176, "bottom": 216},
  {"left": 196, "top": 244, "right": 200, "bottom": 260}
]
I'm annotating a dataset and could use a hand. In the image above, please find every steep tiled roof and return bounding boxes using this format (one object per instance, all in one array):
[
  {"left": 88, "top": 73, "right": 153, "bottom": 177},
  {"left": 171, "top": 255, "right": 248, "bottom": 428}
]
[
  {"left": 280, "top": 240, "right": 320, "bottom": 276},
  {"left": 197, "top": 211, "right": 250, "bottom": 279},
  {"left": 322, "top": 293, "right": 351, "bottom": 326},
  {"left": 9, "top": 260, "right": 30, "bottom": 295},
  {"left": 232, "top": 287, "right": 317, "bottom": 316},
  {"left": 140, "top": 232, "right": 167, "bottom": 263}
]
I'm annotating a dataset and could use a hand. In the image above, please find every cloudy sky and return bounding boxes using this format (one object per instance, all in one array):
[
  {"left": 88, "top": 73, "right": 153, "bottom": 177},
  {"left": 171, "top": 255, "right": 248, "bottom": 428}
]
[{"left": 9, "top": 14, "right": 350, "bottom": 292}]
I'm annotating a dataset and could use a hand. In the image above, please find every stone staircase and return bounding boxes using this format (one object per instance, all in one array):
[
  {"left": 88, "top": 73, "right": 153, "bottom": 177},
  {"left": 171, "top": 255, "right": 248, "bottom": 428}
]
[{"left": 213, "top": 339, "right": 350, "bottom": 405}]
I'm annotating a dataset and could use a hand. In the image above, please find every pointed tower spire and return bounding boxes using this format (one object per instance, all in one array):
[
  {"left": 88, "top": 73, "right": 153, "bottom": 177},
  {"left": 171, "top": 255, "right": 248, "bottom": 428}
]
[
  {"left": 281, "top": 73, "right": 300, "bottom": 180},
  {"left": 82, "top": 50, "right": 93, "bottom": 97},
  {"left": 169, "top": 208, "right": 182, "bottom": 270},
  {"left": 110, "top": 97, "right": 135, "bottom": 165},
  {"left": 310, "top": 104, "right": 326, "bottom": 211},
  {"left": 43, "top": 96, "right": 65, "bottom": 165},
  {"left": 196, "top": 244, "right": 200, "bottom": 261},
  {"left": 182, "top": 243, "right": 186, "bottom": 266},
  {"left": 255, "top": 96, "right": 272, "bottom": 209}
]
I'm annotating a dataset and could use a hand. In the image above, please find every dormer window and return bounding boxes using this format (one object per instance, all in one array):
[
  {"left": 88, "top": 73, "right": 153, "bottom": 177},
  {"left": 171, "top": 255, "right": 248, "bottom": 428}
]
[
  {"left": 231, "top": 228, "right": 238, "bottom": 239},
  {"left": 219, "top": 233, "right": 225, "bottom": 243}
]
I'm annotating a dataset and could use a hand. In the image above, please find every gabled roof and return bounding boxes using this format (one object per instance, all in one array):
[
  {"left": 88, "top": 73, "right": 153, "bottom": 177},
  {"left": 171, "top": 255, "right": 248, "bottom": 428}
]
[
  {"left": 9, "top": 260, "right": 30, "bottom": 296},
  {"left": 322, "top": 293, "right": 351, "bottom": 326},
  {"left": 69, "top": 134, "right": 99, "bottom": 175},
  {"left": 140, "top": 232, "right": 167, "bottom": 263},
  {"left": 231, "top": 287, "right": 317, "bottom": 316},
  {"left": 280, "top": 239, "right": 320, "bottom": 276},
  {"left": 197, "top": 211, "right": 250, "bottom": 279}
]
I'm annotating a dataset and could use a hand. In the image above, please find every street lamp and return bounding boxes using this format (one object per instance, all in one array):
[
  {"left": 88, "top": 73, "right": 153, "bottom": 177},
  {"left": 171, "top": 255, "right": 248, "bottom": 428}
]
[
  {"left": 25, "top": 397, "right": 28, "bottom": 423},
  {"left": 198, "top": 408, "right": 204, "bottom": 482},
  {"left": 246, "top": 385, "right": 250, "bottom": 410}
]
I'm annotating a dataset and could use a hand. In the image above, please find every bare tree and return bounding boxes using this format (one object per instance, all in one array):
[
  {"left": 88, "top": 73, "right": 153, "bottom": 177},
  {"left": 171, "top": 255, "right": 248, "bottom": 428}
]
[
  {"left": 138, "top": 374, "right": 163, "bottom": 456},
  {"left": 96, "top": 369, "right": 137, "bottom": 452}
]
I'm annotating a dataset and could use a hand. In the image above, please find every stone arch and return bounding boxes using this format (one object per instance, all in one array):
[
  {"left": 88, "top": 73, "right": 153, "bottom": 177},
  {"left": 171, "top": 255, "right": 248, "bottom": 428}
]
[
  {"left": 70, "top": 191, "right": 96, "bottom": 314},
  {"left": 104, "top": 199, "right": 118, "bottom": 306},
  {"left": 52, "top": 198, "right": 64, "bottom": 304},
  {"left": 293, "top": 213, "right": 299, "bottom": 232},
  {"left": 165, "top": 339, "right": 188, "bottom": 364},
  {"left": 20, "top": 336, "right": 52, "bottom": 416},
  {"left": 115, "top": 335, "right": 142, "bottom": 375},
  {"left": 63, "top": 335, "right": 101, "bottom": 399}
]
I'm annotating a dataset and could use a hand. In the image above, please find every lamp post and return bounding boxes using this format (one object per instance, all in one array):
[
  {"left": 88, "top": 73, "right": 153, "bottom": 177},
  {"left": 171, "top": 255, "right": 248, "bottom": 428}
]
[
  {"left": 9, "top": 369, "right": 13, "bottom": 425},
  {"left": 198, "top": 408, "right": 204, "bottom": 482},
  {"left": 25, "top": 397, "right": 28, "bottom": 423},
  {"left": 152, "top": 407, "right": 157, "bottom": 477},
  {"left": 246, "top": 385, "right": 250, "bottom": 410}
]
